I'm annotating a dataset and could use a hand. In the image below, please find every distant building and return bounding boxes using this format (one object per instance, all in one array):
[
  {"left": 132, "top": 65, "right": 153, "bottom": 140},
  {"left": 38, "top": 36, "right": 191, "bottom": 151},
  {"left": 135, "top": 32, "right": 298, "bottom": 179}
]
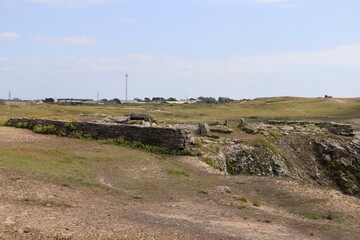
[
  {"left": 120, "top": 100, "right": 139, "bottom": 104},
  {"left": 57, "top": 98, "right": 94, "bottom": 104},
  {"left": 324, "top": 95, "right": 333, "bottom": 99}
]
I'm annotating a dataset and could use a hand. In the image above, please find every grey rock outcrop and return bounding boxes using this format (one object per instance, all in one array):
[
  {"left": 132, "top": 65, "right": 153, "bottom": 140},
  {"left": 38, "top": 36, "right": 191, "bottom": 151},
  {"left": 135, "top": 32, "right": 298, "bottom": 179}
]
[
  {"left": 130, "top": 113, "right": 156, "bottom": 123},
  {"left": 314, "top": 139, "right": 360, "bottom": 195},
  {"left": 198, "top": 123, "right": 210, "bottom": 136},
  {"left": 224, "top": 144, "right": 289, "bottom": 177},
  {"left": 113, "top": 116, "right": 131, "bottom": 123}
]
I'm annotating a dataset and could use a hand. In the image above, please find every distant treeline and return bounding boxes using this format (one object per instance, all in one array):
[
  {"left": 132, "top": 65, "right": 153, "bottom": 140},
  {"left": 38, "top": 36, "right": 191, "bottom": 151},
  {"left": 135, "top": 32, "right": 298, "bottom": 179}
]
[
  {"left": 43, "top": 96, "right": 236, "bottom": 104},
  {"left": 134, "top": 96, "right": 235, "bottom": 103}
]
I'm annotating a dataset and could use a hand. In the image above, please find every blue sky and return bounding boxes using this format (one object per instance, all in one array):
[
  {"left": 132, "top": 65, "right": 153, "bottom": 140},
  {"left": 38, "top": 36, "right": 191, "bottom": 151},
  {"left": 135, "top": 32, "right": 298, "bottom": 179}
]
[{"left": 1, "top": 0, "right": 360, "bottom": 100}]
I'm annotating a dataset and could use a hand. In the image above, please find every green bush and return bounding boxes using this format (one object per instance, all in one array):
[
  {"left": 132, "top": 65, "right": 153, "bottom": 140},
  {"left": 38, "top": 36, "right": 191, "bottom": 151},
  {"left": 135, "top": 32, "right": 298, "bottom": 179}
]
[
  {"left": 64, "top": 122, "right": 77, "bottom": 131},
  {"left": 15, "top": 122, "right": 28, "bottom": 128},
  {"left": 198, "top": 189, "right": 209, "bottom": 194},
  {"left": 0, "top": 119, "right": 9, "bottom": 126},
  {"left": 235, "top": 196, "right": 247, "bottom": 202},
  {"left": 252, "top": 199, "right": 262, "bottom": 207},
  {"left": 33, "top": 124, "right": 57, "bottom": 134}
]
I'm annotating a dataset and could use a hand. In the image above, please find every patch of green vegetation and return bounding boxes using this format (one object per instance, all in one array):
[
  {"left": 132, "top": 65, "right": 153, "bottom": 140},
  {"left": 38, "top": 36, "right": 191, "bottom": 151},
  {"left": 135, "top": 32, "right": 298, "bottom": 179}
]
[
  {"left": 295, "top": 211, "right": 334, "bottom": 220},
  {"left": 10, "top": 175, "right": 21, "bottom": 181},
  {"left": 210, "top": 125, "right": 233, "bottom": 133},
  {"left": 214, "top": 146, "right": 221, "bottom": 154},
  {"left": 194, "top": 138, "right": 203, "bottom": 148},
  {"left": 15, "top": 122, "right": 29, "bottom": 128},
  {"left": 203, "top": 157, "right": 222, "bottom": 170},
  {"left": 167, "top": 168, "right": 189, "bottom": 176},
  {"left": 198, "top": 189, "right": 209, "bottom": 194},
  {"left": 0, "top": 148, "right": 101, "bottom": 187},
  {"left": 1, "top": 97, "right": 360, "bottom": 125},
  {"left": 235, "top": 196, "right": 247, "bottom": 202},
  {"left": 253, "top": 136, "right": 279, "bottom": 155},
  {"left": 325, "top": 160, "right": 360, "bottom": 195},
  {"left": 306, "top": 124, "right": 318, "bottom": 129},
  {"left": 252, "top": 199, "right": 262, "bottom": 207},
  {"left": 0, "top": 119, "right": 9, "bottom": 126},
  {"left": 226, "top": 159, "right": 236, "bottom": 175},
  {"left": 268, "top": 129, "right": 282, "bottom": 139},
  {"left": 33, "top": 124, "right": 57, "bottom": 134},
  {"left": 64, "top": 122, "right": 77, "bottom": 131}
]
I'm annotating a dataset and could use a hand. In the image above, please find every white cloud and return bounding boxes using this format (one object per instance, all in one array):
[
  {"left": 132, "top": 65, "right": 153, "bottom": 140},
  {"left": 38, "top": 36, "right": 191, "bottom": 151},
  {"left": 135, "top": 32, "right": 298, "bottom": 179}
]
[
  {"left": 0, "top": 32, "right": 20, "bottom": 41},
  {"left": 32, "top": 36, "right": 97, "bottom": 46},
  {"left": 24, "top": 0, "right": 120, "bottom": 7},
  {"left": 1, "top": 43, "right": 360, "bottom": 99}
]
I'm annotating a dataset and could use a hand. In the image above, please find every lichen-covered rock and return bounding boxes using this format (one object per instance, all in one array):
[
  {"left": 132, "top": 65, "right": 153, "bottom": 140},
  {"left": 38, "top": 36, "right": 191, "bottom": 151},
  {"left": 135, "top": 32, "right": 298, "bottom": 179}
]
[
  {"left": 224, "top": 143, "right": 289, "bottom": 177},
  {"left": 314, "top": 139, "right": 360, "bottom": 195}
]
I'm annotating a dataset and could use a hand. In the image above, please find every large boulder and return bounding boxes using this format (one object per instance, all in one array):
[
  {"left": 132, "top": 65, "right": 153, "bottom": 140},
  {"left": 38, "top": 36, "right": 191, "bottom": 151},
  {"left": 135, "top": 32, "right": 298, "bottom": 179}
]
[
  {"left": 198, "top": 123, "right": 210, "bottom": 136},
  {"left": 113, "top": 116, "right": 131, "bottom": 123},
  {"left": 130, "top": 113, "right": 156, "bottom": 123}
]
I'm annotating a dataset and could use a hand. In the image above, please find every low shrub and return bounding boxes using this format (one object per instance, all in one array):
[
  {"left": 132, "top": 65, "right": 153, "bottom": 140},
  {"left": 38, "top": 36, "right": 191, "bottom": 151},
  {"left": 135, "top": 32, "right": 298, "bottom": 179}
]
[
  {"left": 0, "top": 119, "right": 9, "bottom": 126},
  {"left": 252, "top": 199, "right": 262, "bottom": 207},
  {"left": 33, "top": 124, "right": 57, "bottom": 134},
  {"left": 198, "top": 189, "right": 209, "bottom": 194},
  {"left": 167, "top": 168, "right": 189, "bottom": 176},
  {"left": 235, "top": 196, "right": 247, "bottom": 202},
  {"left": 15, "top": 122, "right": 28, "bottom": 128}
]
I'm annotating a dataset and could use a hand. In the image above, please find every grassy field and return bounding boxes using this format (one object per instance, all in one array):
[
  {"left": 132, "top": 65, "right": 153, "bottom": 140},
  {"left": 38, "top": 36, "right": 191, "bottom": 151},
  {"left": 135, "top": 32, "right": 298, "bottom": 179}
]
[
  {"left": 2, "top": 97, "right": 360, "bottom": 239},
  {"left": 1, "top": 97, "right": 360, "bottom": 124},
  {"left": 1, "top": 127, "right": 360, "bottom": 239}
]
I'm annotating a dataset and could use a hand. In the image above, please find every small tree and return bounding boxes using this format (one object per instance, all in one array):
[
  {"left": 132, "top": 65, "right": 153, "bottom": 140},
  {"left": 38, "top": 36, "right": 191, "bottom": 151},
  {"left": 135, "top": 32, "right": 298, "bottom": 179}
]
[
  {"left": 44, "top": 98, "right": 55, "bottom": 103},
  {"left": 112, "top": 98, "right": 121, "bottom": 104},
  {"left": 218, "top": 97, "right": 234, "bottom": 103},
  {"left": 166, "top": 97, "right": 177, "bottom": 101},
  {"left": 197, "top": 96, "right": 217, "bottom": 104}
]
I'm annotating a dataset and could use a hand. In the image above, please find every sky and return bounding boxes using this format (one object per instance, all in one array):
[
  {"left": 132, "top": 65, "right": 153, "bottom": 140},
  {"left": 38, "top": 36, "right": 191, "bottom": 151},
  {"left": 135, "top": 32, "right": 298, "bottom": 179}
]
[{"left": 1, "top": 0, "right": 360, "bottom": 100}]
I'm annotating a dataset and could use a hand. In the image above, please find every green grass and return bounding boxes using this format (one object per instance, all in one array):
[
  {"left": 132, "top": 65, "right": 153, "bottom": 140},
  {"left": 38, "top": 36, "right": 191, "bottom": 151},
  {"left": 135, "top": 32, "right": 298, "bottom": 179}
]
[
  {"left": 252, "top": 199, "right": 262, "bottom": 207},
  {"left": 235, "top": 196, "right": 247, "bottom": 202},
  {"left": 268, "top": 129, "right": 282, "bottom": 139},
  {"left": 198, "top": 189, "right": 209, "bottom": 194},
  {"left": 252, "top": 136, "right": 279, "bottom": 155},
  {"left": 0, "top": 147, "right": 100, "bottom": 186},
  {"left": 1, "top": 97, "right": 360, "bottom": 125},
  {"left": 203, "top": 157, "right": 222, "bottom": 170},
  {"left": 294, "top": 210, "right": 335, "bottom": 221},
  {"left": 0, "top": 135, "right": 222, "bottom": 202},
  {"left": 167, "top": 168, "right": 190, "bottom": 176}
]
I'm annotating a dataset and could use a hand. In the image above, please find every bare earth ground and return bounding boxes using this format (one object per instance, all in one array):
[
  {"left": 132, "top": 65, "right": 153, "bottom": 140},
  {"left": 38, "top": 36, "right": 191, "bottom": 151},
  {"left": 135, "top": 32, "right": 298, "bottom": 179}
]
[{"left": 1, "top": 127, "right": 360, "bottom": 239}]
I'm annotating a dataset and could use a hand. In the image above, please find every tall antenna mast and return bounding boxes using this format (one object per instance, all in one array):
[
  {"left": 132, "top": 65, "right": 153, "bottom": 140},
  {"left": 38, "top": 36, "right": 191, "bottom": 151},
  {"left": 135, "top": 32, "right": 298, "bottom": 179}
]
[
  {"left": 125, "top": 73, "right": 128, "bottom": 103},
  {"left": 8, "top": 91, "right": 11, "bottom": 100}
]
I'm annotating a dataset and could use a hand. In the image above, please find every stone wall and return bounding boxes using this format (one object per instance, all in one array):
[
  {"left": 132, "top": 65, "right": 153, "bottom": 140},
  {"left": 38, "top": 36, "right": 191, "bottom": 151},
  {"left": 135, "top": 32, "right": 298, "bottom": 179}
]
[
  {"left": 7, "top": 118, "right": 193, "bottom": 151},
  {"left": 266, "top": 120, "right": 354, "bottom": 137}
]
